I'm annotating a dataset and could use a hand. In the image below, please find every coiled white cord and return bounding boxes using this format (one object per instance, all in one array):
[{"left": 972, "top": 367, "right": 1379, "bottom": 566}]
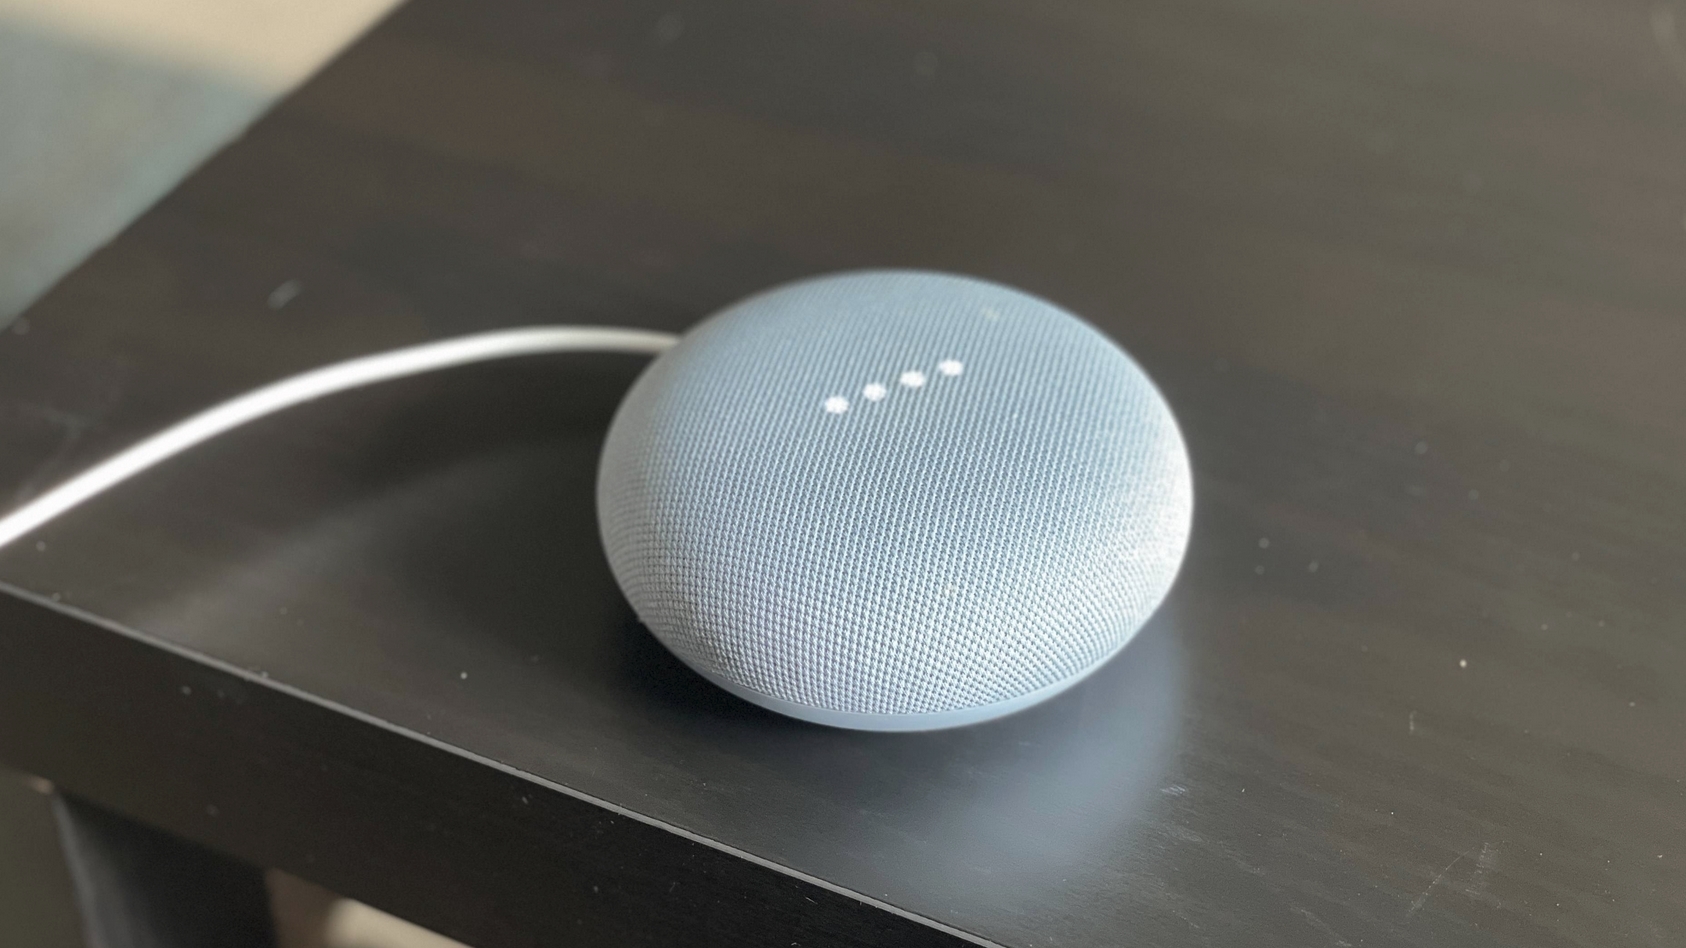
[{"left": 0, "top": 326, "right": 679, "bottom": 553}]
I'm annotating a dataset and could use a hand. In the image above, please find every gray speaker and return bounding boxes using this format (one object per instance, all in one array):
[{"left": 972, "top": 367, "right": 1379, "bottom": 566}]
[{"left": 598, "top": 271, "right": 1192, "bottom": 730}]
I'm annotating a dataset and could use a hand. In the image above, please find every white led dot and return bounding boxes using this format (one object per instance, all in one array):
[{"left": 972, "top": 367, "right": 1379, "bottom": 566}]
[
  {"left": 862, "top": 383, "right": 888, "bottom": 401},
  {"left": 823, "top": 396, "right": 850, "bottom": 414},
  {"left": 937, "top": 359, "right": 963, "bottom": 377},
  {"left": 899, "top": 370, "right": 927, "bottom": 388}
]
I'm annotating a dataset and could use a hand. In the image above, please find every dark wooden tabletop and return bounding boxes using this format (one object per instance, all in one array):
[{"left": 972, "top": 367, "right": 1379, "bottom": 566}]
[{"left": 2, "top": 0, "right": 1684, "bottom": 946}]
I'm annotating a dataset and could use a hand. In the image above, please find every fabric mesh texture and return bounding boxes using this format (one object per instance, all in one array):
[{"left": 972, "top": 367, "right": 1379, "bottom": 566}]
[{"left": 598, "top": 271, "right": 1192, "bottom": 717}]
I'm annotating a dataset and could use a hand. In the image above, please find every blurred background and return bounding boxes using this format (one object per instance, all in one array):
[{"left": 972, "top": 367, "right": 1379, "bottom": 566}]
[
  {"left": 0, "top": 0, "right": 394, "bottom": 328},
  {"left": 0, "top": 4, "right": 470, "bottom": 944}
]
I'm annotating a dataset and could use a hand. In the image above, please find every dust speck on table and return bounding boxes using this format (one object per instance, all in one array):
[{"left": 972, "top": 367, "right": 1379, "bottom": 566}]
[{"left": 267, "top": 279, "right": 303, "bottom": 310}]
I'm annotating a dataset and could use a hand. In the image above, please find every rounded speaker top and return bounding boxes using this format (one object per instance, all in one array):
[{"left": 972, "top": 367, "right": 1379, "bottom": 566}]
[{"left": 598, "top": 271, "right": 1192, "bottom": 730}]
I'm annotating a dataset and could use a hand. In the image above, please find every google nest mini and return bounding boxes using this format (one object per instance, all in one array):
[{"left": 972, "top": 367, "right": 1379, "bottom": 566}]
[{"left": 597, "top": 270, "right": 1192, "bottom": 730}]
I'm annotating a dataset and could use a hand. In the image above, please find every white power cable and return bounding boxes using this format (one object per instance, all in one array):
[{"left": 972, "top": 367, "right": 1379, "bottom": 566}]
[{"left": 0, "top": 325, "right": 679, "bottom": 553}]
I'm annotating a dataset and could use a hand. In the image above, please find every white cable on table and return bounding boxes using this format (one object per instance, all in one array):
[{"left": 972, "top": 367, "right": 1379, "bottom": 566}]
[{"left": 0, "top": 326, "right": 679, "bottom": 553}]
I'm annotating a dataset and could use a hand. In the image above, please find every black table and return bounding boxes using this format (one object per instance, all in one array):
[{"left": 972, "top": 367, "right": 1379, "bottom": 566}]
[{"left": 2, "top": 1, "right": 1683, "bottom": 945}]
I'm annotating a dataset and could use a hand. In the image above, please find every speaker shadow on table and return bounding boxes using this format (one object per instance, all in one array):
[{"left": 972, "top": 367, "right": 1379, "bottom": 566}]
[{"left": 600, "top": 553, "right": 1189, "bottom": 908}]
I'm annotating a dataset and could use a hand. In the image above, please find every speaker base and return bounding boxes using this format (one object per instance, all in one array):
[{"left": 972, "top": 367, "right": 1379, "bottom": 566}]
[{"left": 690, "top": 662, "right": 1106, "bottom": 732}]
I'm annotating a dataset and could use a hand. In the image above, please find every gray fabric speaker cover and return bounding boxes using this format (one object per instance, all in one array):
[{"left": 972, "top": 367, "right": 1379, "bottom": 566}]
[{"left": 598, "top": 271, "right": 1192, "bottom": 730}]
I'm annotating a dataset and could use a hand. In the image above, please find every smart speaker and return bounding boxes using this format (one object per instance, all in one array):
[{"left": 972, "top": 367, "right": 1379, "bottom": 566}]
[{"left": 598, "top": 271, "right": 1193, "bottom": 731}]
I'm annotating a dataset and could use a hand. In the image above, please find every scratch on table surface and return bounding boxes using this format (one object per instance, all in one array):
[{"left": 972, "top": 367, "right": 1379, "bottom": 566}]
[
  {"left": 3, "top": 357, "right": 132, "bottom": 508},
  {"left": 4, "top": 404, "right": 96, "bottom": 508},
  {"left": 1464, "top": 842, "right": 1499, "bottom": 904},
  {"left": 1408, "top": 847, "right": 1474, "bottom": 917},
  {"left": 1291, "top": 905, "right": 1352, "bottom": 947},
  {"left": 1162, "top": 823, "right": 1265, "bottom": 876},
  {"left": 1654, "top": 5, "right": 1686, "bottom": 86}
]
